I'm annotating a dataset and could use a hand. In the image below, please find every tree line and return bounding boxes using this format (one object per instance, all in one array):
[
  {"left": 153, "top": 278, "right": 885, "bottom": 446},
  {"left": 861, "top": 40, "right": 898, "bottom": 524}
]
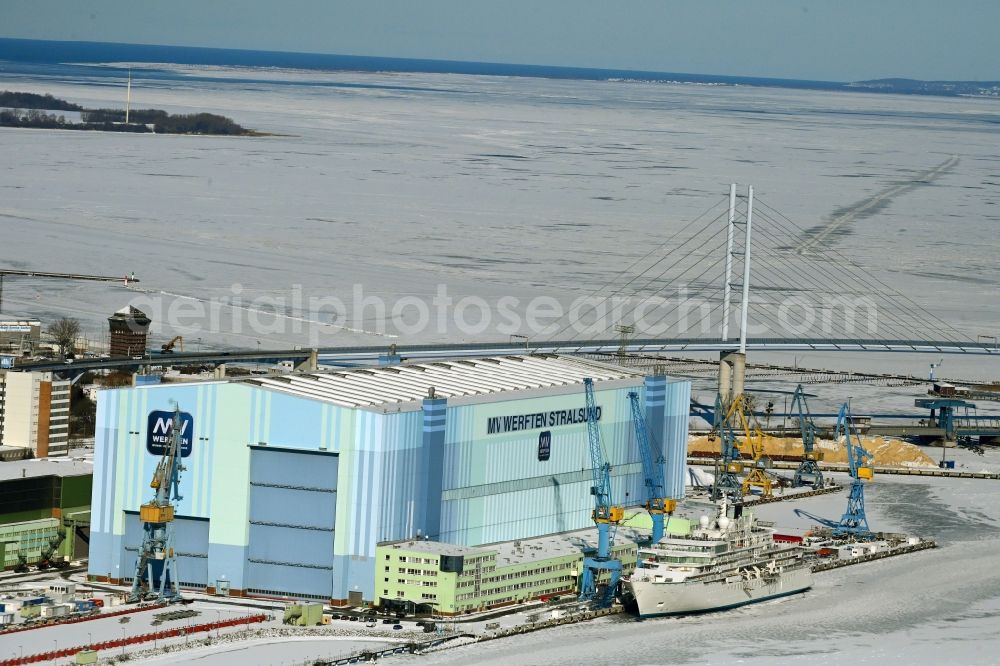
[
  {"left": 0, "top": 108, "right": 150, "bottom": 132},
  {"left": 82, "top": 108, "right": 248, "bottom": 134},
  {"left": 0, "top": 90, "right": 83, "bottom": 111},
  {"left": 0, "top": 90, "right": 253, "bottom": 135}
]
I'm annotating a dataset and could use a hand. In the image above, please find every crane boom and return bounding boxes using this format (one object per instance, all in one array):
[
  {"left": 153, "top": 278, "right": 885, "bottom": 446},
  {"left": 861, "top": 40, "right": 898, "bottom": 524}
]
[
  {"left": 791, "top": 384, "right": 825, "bottom": 488},
  {"left": 727, "top": 394, "right": 773, "bottom": 498},
  {"left": 579, "top": 378, "right": 623, "bottom": 608},
  {"left": 161, "top": 336, "right": 184, "bottom": 353},
  {"left": 711, "top": 393, "right": 744, "bottom": 502},
  {"left": 129, "top": 403, "right": 186, "bottom": 603},
  {"left": 833, "top": 402, "right": 874, "bottom": 538},
  {"left": 627, "top": 391, "right": 676, "bottom": 543},
  {"left": 583, "top": 379, "right": 623, "bottom": 547}
]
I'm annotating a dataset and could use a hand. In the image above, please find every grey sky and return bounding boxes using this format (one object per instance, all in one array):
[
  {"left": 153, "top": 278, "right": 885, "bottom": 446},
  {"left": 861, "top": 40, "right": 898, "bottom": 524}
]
[{"left": 2, "top": 0, "right": 997, "bottom": 81}]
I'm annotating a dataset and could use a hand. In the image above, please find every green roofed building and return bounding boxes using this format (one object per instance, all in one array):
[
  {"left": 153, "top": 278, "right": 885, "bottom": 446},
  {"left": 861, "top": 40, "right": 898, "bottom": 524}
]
[{"left": 375, "top": 527, "right": 643, "bottom": 615}]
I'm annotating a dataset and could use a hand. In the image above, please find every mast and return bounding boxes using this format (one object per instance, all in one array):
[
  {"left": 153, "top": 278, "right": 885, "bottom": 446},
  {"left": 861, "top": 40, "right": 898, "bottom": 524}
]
[
  {"left": 738, "top": 186, "right": 754, "bottom": 355},
  {"left": 721, "top": 183, "right": 737, "bottom": 342},
  {"left": 125, "top": 68, "right": 132, "bottom": 125}
]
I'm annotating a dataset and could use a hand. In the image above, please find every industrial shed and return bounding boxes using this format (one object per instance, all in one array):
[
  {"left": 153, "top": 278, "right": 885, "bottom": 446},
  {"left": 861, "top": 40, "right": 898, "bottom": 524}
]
[{"left": 89, "top": 355, "right": 689, "bottom": 604}]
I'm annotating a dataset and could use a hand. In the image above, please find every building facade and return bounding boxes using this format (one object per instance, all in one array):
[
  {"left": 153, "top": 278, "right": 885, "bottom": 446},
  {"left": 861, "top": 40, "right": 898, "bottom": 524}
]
[
  {"left": 376, "top": 530, "right": 642, "bottom": 615},
  {"left": 107, "top": 306, "right": 150, "bottom": 358},
  {"left": 0, "top": 464, "right": 92, "bottom": 569},
  {"left": 0, "top": 320, "right": 41, "bottom": 355},
  {"left": 0, "top": 370, "right": 71, "bottom": 457},
  {"left": 89, "top": 355, "right": 690, "bottom": 604}
]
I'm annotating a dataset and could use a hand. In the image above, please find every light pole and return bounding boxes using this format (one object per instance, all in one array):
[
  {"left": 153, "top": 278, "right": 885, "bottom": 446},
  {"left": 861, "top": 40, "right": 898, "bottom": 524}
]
[
  {"left": 256, "top": 340, "right": 261, "bottom": 371},
  {"left": 88, "top": 632, "right": 92, "bottom": 647},
  {"left": 196, "top": 337, "right": 203, "bottom": 353}
]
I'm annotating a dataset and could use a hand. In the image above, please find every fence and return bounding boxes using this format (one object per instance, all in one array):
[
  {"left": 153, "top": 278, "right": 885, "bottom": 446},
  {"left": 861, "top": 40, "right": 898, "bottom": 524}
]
[{"left": 0, "top": 613, "right": 268, "bottom": 665}]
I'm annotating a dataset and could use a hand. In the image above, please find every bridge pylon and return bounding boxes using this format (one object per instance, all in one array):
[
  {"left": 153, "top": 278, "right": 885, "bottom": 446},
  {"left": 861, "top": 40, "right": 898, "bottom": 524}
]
[{"left": 717, "top": 350, "right": 746, "bottom": 406}]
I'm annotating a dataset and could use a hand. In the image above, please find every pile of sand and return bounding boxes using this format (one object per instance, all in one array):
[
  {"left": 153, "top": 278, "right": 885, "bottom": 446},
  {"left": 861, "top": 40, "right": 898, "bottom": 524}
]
[{"left": 688, "top": 433, "right": 937, "bottom": 468}]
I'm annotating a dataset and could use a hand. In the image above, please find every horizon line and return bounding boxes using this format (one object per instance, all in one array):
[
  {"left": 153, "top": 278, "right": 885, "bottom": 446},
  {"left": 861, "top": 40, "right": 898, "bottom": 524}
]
[
  {"left": 0, "top": 36, "right": 854, "bottom": 86},
  {"left": 2, "top": 36, "right": 998, "bottom": 87}
]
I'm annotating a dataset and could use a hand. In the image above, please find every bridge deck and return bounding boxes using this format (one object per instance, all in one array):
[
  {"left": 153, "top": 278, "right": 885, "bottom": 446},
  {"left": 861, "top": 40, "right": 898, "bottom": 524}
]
[{"left": 16, "top": 337, "right": 999, "bottom": 373}]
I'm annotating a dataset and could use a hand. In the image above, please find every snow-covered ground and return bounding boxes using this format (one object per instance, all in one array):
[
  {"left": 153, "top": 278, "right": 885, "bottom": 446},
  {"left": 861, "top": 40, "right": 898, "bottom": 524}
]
[
  {"left": 137, "top": 636, "right": 399, "bottom": 666},
  {"left": 392, "top": 463, "right": 1000, "bottom": 665}
]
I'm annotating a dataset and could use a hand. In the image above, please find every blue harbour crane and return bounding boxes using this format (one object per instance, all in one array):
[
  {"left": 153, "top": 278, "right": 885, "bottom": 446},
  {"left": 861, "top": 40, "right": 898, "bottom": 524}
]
[
  {"left": 627, "top": 391, "right": 677, "bottom": 544},
  {"left": 833, "top": 402, "right": 875, "bottom": 538},
  {"left": 791, "top": 384, "right": 825, "bottom": 489},
  {"left": 129, "top": 403, "right": 187, "bottom": 603},
  {"left": 579, "top": 378, "right": 624, "bottom": 608},
  {"left": 711, "top": 393, "right": 744, "bottom": 502}
]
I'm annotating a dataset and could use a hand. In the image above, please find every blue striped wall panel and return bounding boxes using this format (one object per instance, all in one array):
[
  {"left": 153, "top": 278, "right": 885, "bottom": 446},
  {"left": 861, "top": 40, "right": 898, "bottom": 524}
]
[
  {"left": 663, "top": 380, "right": 691, "bottom": 500},
  {"left": 91, "top": 373, "right": 690, "bottom": 603}
]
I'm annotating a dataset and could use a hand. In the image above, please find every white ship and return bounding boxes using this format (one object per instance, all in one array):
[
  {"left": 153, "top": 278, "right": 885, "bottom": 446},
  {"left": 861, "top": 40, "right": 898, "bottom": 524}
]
[{"left": 622, "top": 501, "right": 811, "bottom": 617}]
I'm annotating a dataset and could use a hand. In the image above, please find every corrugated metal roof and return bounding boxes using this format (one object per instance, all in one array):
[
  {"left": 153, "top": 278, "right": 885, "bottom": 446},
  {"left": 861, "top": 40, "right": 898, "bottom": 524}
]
[
  {"left": 0, "top": 455, "right": 92, "bottom": 481},
  {"left": 243, "top": 354, "right": 641, "bottom": 408}
]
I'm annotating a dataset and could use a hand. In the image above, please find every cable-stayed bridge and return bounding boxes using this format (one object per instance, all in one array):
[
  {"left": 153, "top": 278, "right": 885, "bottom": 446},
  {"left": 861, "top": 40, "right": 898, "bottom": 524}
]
[
  {"left": 524, "top": 184, "right": 990, "bottom": 359},
  {"left": 13, "top": 185, "right": 999, "bottom": 373}
]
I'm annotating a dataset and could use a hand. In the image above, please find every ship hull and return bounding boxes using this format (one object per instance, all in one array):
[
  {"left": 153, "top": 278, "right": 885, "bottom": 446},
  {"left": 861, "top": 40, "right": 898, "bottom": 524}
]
[{"left": 624, "top": 566, "right": 812, "bottom": 618}]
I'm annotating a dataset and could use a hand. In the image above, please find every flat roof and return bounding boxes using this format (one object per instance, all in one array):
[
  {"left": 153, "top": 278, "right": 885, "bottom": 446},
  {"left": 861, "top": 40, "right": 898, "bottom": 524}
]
[
  {"left": 0, "top": 455, "right": 92, "bottom": 481},
  {"left": 379, "top": 525, "right": 646, "bottom": 566},
  {"left": 380, "top": 540, "right": 489, "bottom": 557},
  {"left": 242, "top": 354, "right": 643, "bottom": 409},
  {"left": 490, "top": 527, "right": 644, "bottom": 566}
]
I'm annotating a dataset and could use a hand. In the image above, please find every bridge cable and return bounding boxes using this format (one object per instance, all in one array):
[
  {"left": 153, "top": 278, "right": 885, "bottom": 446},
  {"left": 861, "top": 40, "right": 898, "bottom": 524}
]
[
  {"left": 540, "top": 205, "right": 731, "bottom": 344},
  {"left": 752, "top": 199, "right": 970, "bottom": 344},
  {"left": 743, "top": 227, "right": 924, "bottom": 343},
  {"left": 532, "top": 195, "right": 728, "bottom": 344},
  {"left": 754, "top": 196, "right": 969, "bottom": 342},
  {"left": 741, "top": 201, "right": 950, "bottom": 342},
  {"left": 571, "top": 234, "right": 735, "bottom": 346}
]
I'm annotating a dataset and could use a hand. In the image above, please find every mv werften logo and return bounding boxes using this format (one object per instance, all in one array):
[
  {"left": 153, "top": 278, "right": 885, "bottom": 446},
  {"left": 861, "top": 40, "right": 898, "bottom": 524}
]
[{"left": 146, "top": 410, "right": 194, "bottom": 457}]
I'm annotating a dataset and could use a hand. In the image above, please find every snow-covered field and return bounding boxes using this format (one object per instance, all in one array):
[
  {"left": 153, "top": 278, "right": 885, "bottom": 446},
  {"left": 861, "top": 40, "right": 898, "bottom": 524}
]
[{"left": 1, "top": 62, "right": 999, "bottom": 368}]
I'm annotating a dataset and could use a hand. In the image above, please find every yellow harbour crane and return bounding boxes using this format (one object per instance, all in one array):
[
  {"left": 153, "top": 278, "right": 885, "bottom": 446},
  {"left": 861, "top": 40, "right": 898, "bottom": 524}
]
[
  {"left": 724, "top": 394, "right": 773, "bottom": 498},
  {"left": 129, "top": 403, "right": 187, "bottom": 603}
]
